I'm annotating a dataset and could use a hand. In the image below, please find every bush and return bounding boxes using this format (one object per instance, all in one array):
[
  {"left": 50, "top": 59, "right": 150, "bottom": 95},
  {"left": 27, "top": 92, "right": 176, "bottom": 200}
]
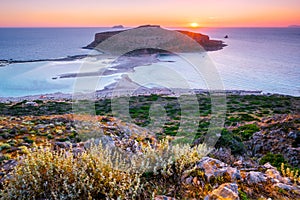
[
  {"left": 0, "top": 143, "right": 11, "bottom": 151},
  {"left": 259, "top": 153, "right": 286, "bottom": 170},
  {"left": 216, "top": 129, "right": 245, "bottom": 154},
  {"left": 0, "top": 140, "right": 209, "bottom": 199},
  {"left": 232, "top": 124, "right": 260, "bottom": 141}
]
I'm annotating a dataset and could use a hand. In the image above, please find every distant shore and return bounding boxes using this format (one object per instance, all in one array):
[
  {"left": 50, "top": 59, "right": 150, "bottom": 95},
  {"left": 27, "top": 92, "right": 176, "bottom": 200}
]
[{"left": 0, "top": 88, "right": 265, "bottom": 103}]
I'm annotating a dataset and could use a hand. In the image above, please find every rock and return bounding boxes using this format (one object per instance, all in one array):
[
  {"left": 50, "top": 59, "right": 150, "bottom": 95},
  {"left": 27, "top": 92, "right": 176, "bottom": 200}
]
[
  {"left": 273, "top": 183, "right": 300, "bottom": 194},
  {"left": 246, "top": 171, "right": 267, "bottom": 185},
  {"left": 24, "top": 101, "right": 38, "bottom": 107},
  {"left": 9, "top": 128, "right": 17, "bottom": 135},
  {"left": 54, "top": 141, "right": 72, "bottom": 149},
  {"left": 209, "top": 148, "right": 235, "bottom": 164},
  {"left": 19, "top": 127, "right": 28, "bottom": 133},
  {"left": 263, "top": 162, "right": 277, "bottom": 170},
  {"left": 196, "top": 157, "right": 240, "bottom": 182},
  {"left": 205, "top": 183, "right": 239, "bottom": 200},
  {"left": 34, "top": 124, "right": 47, "bottom": 130},
  {"left": 154, "top": 195, "right": 176, "bottom": 200},
  {"left": 287, "top": 131, "right": 298, "bottom": 139}
]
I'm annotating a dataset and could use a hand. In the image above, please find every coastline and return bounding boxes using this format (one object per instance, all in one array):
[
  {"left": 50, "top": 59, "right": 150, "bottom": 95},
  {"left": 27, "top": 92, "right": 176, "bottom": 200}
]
[{"left": 0, "top": 88, "right": 275, "bottom": 103}]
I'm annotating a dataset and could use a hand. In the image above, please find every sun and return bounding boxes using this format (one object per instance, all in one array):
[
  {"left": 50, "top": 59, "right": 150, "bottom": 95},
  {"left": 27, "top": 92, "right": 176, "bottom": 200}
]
[{"left": 189, "top": 22, "right": 199, "bottom": 28}]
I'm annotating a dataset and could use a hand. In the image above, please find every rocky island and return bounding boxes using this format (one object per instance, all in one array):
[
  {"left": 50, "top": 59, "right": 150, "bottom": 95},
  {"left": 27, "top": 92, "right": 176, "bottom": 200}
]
[{"left": 84, "top": 25, "right": 226, "bottom": 52}]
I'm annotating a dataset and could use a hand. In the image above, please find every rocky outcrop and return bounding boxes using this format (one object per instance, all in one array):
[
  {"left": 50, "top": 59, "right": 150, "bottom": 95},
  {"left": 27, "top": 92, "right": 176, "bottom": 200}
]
[
  {"left": 84, "top": 25, "right": 226, "bottom": 52},
  {"left": 181, "top": 157, "right": 300, "bottom": 199},
  {"left": 245, "top": 114, "right": 300, "bottom": 167}
]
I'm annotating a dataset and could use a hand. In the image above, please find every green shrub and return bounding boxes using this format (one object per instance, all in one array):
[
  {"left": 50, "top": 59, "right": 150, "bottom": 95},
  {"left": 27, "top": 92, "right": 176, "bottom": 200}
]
[
  {"left": 0, "top": 143, "right": 11, "bottom": 151},
  {"left": 216, "top": 129, "right": 245, "bottom": 154},
  {"left": 232, "top": 124, "right": 260, "bottom": 141},
  {"left": 259, "top": 153, "right": 286, "bottom": 170},
  {"left": 239, "top": 189, "right": 250, "bottom": 200}
]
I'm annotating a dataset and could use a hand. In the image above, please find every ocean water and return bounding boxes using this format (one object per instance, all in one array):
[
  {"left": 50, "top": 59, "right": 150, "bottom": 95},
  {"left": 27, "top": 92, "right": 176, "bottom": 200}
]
[
  {"left": 200, "top": 28, "right": 300, "bottom": 96},
  {"left": 0, "top": 28, "right": 109, "bottom": 60},
  {"left": 0, "top": 27, "right": 299, "bottom": 97}
]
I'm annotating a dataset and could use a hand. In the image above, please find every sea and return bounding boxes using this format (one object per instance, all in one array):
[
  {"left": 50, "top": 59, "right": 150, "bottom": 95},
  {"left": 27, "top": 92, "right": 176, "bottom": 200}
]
[{"left": 0, "top": 27, "right": 299, "bottom": 97}]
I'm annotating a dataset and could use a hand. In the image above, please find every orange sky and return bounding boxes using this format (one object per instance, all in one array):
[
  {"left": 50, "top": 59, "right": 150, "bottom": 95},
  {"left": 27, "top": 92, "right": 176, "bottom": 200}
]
[{"left": 0, "top": 0, "right": 300, "bottom": 27}]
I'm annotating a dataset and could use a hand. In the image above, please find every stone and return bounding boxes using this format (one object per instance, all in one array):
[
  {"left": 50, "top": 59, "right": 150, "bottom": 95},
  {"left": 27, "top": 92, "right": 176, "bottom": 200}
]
[
  {"left": 196, "top": 157, "right": 240, "bottom": 182},
  {"left": 54, "top": 141, "right": 72, "bottom": 149},
  {"left": 265, "top": 168, "right": 282, "bottom": 181},
  {"left": 205, "top": 183, "right": 239, "bottom": 200},
  {"left": 263, "top": 162, "right": 277, "bottom": 170},
  {"left": 19, "top": 127, "right": 28, "bottom": 133},
  {"left": 246, "top": 171, "right": 267, "bottom": 185},
  {"left": 287, "top": 131, "right": 298, "bottom": 139},
  {"left": 273, "top": 183, "right": 300, "bottom": 194},
  {"left": 25, "top": 101, "right": 38, "bottom": 107},
  {"left": 154, "top": 195, "right": 176, "bottom": 200}
]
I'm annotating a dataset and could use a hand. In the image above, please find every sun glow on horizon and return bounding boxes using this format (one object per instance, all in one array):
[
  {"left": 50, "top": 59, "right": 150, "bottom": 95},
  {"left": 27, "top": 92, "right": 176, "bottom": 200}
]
[{"left": 189, "top": 22, "right": 200, "bottom": 28}]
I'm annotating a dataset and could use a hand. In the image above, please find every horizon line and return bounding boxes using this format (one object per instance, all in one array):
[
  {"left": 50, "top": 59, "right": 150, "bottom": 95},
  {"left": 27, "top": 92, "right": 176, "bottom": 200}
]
[{"left": 0, "top": 25, "right": 298, "bottom": 29}]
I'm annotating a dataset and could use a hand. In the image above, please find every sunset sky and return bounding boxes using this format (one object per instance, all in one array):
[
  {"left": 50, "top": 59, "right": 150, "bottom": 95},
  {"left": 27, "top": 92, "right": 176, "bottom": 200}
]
[{"left": 1, "top": 0, "right": 300, "bottom": 27}]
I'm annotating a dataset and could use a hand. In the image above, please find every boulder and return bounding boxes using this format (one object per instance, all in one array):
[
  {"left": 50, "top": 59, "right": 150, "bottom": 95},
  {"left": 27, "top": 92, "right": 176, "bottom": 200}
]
[
  {"left": 205, "top": 183, "right": 239, "bottom": 200},
  {"left": 196, "top": 157, "right": 241, "bottom": 182},
  {"left": 246, "top": 171, "right": 267, "bottom": 185},
  {"left": 273, "top": 183, "right": 300, "bottom": 194}
]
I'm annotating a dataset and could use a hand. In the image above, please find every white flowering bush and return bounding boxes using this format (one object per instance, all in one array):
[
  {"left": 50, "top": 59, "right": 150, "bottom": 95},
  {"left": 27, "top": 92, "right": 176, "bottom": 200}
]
[{"left": 0, "top": 140, "right": 209, "bottom": 199}]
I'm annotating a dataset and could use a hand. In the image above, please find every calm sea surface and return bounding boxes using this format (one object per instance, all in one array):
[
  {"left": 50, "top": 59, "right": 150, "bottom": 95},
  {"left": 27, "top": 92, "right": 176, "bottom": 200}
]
[{"left": 0, "top": 27, "right": 299, "bottom": 97}]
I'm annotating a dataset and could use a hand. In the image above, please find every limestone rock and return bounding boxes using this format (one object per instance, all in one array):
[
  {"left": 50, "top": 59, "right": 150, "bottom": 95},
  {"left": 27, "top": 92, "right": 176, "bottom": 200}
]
[
  {"left": 205, "top": 183, "right": 239, "bottom": 200},
  {"left": 246, "top": 171, "right": 267, "bottom": 185},
  {"left": 196, "top": 157, "right": 241, "bottom": 182}
]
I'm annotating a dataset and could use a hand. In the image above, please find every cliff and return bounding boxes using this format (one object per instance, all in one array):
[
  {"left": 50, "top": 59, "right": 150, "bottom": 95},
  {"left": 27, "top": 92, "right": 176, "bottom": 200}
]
[{"left": 84, "top": 25, "right": 226, "bottom": 52}]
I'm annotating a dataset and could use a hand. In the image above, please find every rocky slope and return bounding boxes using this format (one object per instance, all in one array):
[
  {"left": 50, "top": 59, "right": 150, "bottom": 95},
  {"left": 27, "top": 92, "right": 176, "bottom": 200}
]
[{"left": 0, "top": 94, "right": 299, "bottom": 199}]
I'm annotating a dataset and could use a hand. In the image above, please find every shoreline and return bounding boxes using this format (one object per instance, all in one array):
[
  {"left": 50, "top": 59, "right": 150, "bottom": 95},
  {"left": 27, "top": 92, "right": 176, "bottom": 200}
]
[{"left": 0, "top": 88, "right": 288, "bottom": 103}]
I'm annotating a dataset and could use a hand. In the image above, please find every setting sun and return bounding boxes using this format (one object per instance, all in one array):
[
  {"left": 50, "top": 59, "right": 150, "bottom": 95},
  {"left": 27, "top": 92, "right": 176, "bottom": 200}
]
[{"left": 189, "top": 22, "right": 200, "bottom": 28}]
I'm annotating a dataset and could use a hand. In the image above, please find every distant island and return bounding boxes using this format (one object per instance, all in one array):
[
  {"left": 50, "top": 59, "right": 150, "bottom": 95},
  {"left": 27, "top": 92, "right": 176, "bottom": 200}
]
[
  {"left": 112, "top": 25, "right": 124, "bottom": 28},
  {"left": 288, "top": 25, "right": 300, "bottom": 28},
  {"left": 84, "top": 25, "right": 226, "bottom": 52}
]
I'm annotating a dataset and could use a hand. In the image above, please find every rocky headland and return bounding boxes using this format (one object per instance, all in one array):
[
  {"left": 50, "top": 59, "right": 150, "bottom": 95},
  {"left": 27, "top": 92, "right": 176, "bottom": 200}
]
[{"left": 84, "top": 25, "right": 226, "bottom": 52}]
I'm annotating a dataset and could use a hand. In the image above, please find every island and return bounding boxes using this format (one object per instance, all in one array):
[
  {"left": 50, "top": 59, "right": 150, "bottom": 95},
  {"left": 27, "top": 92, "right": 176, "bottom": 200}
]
[
  {"left": 112, "top": 25, "right": 124, "bottom": 28},
  {"left": 84, "top": 25, "right": 227, "bottom": 52}
]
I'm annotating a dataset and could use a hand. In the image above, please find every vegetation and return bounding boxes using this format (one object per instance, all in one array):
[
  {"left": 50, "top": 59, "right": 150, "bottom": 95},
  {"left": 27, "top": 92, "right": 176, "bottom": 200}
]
[
  {"left": 281, "top": 163, "right": 300, "bottom": 185},
  {"left": 259, "top": 153, "right": 286, "bottom": 170},
  {"left": 0, "top": 93, "right": 299, "bottom": 199},
  {"left": 0, "top": 141, "right": 209, "bottom": 199}
]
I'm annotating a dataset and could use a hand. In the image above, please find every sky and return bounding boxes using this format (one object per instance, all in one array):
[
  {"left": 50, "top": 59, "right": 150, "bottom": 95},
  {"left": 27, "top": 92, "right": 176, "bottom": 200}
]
[{"left": 0, "top": 0, "right": 300, "bottom": 27}]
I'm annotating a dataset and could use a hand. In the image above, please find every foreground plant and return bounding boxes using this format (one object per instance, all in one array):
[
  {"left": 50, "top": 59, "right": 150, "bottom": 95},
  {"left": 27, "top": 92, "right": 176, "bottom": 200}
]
[{"left": 0, "top": 139, "right": 209, "bottom": 199}]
